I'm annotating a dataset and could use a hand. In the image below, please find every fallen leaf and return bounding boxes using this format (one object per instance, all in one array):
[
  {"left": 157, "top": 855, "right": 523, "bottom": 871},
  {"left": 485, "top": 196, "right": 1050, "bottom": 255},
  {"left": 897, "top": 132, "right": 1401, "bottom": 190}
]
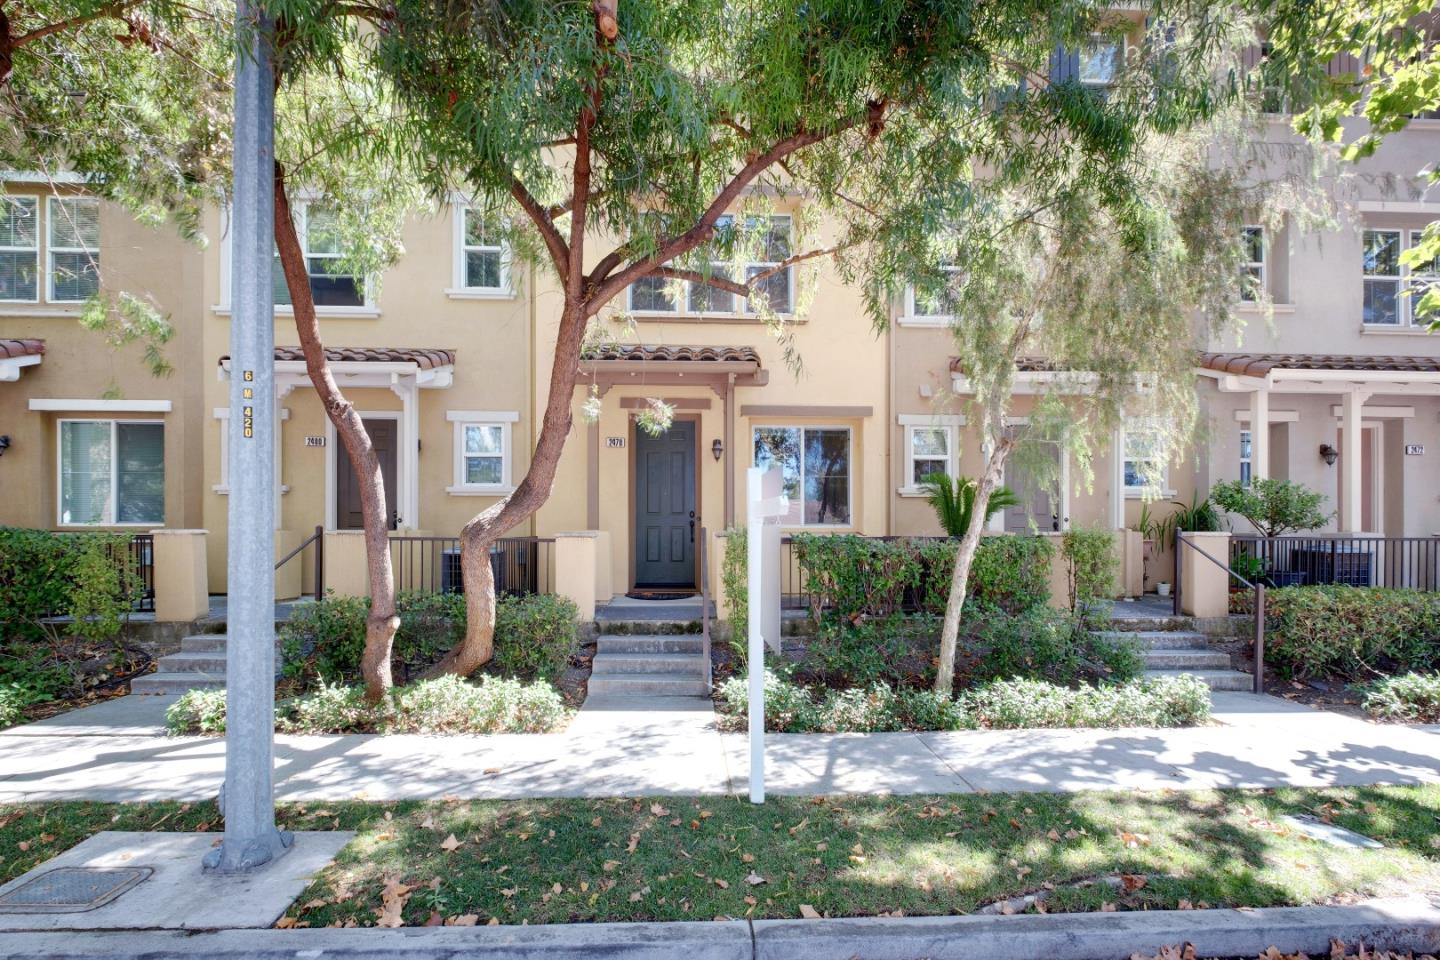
[
  {"left": 448, "top": 914, "right": 479, "bottom": 926},
  {"left": 744, "top": 872, "right": 767, "bottom": 886},
  {"left": 650, "top": 803, "right": 670, "bottom": 816},
  {"left": 1101, "top": 902, "right": 1117, "bottom": 912},
  {"left": 275, "top": 916, "right": 297, "bottom": 929},
  {"left": 799, "top": 904, "right": 821, "bottom": 919},
  {"left": 552, "top": 882, "right": 563, "bottom": 894},
  {"left": 424, "top": 911, "right": 444, "bottom": 927},
  {"left": 1120, "top": 874, "right": 1147, "bottom": 893},
  {"left": 603, "top": 859, "right": 620, "bottom": 872},
  {"left": 440, "top": 834, "right": 462, "bottom": 852},
  {"left": 741, "top": 853, "right": 755, "bottom": 863},
  {"left": 714, "top": 878, "right": 729, "bottom": 889},
  {"left": 483, "top": 767, "right": 501, "bottom": 775},
  {"left": 627, "top": 833, "right": 640, "bottom": 854}
]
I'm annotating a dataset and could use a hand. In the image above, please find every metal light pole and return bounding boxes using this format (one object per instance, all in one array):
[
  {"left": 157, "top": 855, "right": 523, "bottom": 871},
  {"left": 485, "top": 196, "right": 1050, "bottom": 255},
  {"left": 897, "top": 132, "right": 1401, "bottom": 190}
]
[{"left": 204, "top": 0, "right": 292, "bottom": 872}]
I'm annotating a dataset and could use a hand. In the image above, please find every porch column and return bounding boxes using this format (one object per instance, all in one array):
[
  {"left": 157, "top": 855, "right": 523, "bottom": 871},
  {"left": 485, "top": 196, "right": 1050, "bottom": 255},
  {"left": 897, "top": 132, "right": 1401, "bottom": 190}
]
[
  {"left": 724, "top": 373, "right": 736, "bottom": 528},
  {"left": 392, "top": 376, "right": 420, "bottom": 529},
  {"left": 1340, "top": 387, "right": 1367, "bottom": 532},
  {"left": 1248, "top": 385, "right": 1270, "bottom": 481},
  {"left": 1109, "top": 427, "right": 1124, "bottom": 529}
]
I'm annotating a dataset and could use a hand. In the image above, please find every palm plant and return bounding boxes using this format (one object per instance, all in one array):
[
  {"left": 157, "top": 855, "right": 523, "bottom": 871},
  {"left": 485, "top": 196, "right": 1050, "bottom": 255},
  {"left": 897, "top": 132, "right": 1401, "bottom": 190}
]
[{"left": 921, "top": 475, "right": 1021, "bottom": 538}]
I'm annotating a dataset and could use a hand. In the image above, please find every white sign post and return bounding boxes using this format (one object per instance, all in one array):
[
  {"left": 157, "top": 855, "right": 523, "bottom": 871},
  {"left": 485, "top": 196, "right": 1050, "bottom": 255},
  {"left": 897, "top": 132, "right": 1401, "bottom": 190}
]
[{"left": 747, "top": 466, "right": 789, "bottom": 804}]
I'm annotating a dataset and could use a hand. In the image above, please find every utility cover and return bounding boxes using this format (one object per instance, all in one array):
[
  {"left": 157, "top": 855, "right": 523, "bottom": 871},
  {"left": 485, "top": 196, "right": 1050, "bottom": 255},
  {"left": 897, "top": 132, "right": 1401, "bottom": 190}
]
[
  {"left": 1281, "top": 815, "right": 1384, "bottom": 850},
  {"left": 0, "top": 867, "right": 152, "bottom": 913}
]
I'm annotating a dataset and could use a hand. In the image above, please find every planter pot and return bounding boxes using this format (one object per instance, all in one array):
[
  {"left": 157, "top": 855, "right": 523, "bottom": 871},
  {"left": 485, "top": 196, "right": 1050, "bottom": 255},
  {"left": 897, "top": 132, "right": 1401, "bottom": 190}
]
[{"left": 1156, "top": 582, "right": 1172, "bottom": 597}]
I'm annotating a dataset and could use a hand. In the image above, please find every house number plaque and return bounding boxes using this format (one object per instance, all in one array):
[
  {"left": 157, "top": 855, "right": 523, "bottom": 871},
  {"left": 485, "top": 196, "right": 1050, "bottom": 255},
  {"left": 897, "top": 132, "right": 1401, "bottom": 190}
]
[
  {"left": 304, "top": 436, "right": 326, "bottom": 447},
  {"left": 1405, "top": 444, "right": 1425, "bottom": 456},
  {"left": 606, "top": 437, "right": 626, "bottom": 448}
]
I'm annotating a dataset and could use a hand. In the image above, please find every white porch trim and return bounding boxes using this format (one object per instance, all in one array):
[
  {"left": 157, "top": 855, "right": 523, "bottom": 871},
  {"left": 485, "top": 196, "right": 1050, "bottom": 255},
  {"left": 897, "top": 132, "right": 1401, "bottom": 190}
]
[
  {"left": 29, "top": 398, "right": 171, "bottom": 412},
  {"left": 0, "top": 354, "right": 42, "bottom": 382}
]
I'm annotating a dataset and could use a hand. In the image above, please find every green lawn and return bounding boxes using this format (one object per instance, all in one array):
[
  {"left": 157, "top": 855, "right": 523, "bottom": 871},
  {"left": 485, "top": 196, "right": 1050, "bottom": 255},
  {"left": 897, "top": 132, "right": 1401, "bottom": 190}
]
[{"left": 3, "top": 787, "right": 1439, "bottom": 927}]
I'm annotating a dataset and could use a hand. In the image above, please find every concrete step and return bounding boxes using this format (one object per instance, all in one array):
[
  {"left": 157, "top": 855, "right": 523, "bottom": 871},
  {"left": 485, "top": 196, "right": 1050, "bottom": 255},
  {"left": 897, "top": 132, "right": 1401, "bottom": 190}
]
[
  {"left": 1093, "top": 631, "right": 1209, "bottom": 650},
  {"left": 1145, "top": 669, "right": 1253, "bottom": 692},
  {"left": 595, "top": 618, "right": 703, "bottom": 636},
  {"left": 1141, "top": 649, "right": 1233, "bottom": 670},
  {"left": 180, "top": 634, "right": 228, "bottom": 653},
  {"left": 587, "top": 674, "right": 710, "bottom": 698},
  {"left": 596, "top": 635, "right": 704, "bottom": 655},
  {"left": 155, "top": 651, "right": 227, "bottom": 674},
  {"left": 591, "top": 652, "right": 706, "bottom": 676},
  {"left": 1105, "top": 615, "right": 1195, "bottom": 633},
  {"left": 131, "top": 672, "right": 224, "bottom": 695}
]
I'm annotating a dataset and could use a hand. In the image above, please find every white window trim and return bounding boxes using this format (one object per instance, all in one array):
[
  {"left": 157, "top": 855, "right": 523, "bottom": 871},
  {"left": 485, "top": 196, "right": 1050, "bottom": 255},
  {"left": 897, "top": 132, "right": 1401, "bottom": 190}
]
[
  {"left": 1121, "top": 418, "right": 1174, "bottom": 499},
  {"left": 1239, "top": 225, "right": 1265, "bottom": 303},
  {"left": 1239, "top": 428, "right": 1252, "bottom": 487},
  {"left": 56, "top": 418, "right": 164, "bottom": 528},
  {"left": 1360, "top": 226, "right": 1422, "bottom": 329},
  {"left": 0, "top": 195, "right": 40, "bottom": 304},
  {"left": 213, "top": 202, "right": 381, "bottom": 318},
  {"left": 897, "top": 413, "right": 966, "bottom": 496},
  {"left": 46, "top": 196, "right": 99, "bottom": 303},
  {"left": 901, "top": 264, "right": 962, "bottom": 325},
  {"left": 751, "top": 423, "right": 854, "bottom": 528},
  {"left": 448, "top": 206, "right": 513, "bottom": 298},
  {"left": 627, "top": 215, "right": 794, "bottom": 318},
  {"left": 446, "top": 410, "right": 519, "bottom": 496},
  {"left": 213, "top": 406, "right": 289, "bottom": 495}
]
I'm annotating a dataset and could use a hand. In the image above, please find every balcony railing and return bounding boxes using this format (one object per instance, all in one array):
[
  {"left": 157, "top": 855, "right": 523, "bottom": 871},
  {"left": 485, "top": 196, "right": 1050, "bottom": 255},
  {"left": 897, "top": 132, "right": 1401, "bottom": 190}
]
[
  {"left": 1229, "top": 535, "right": 1440, "bottom": 592},
  {"left": 389, "top": 535, "right": 556, "bottom": 597}
]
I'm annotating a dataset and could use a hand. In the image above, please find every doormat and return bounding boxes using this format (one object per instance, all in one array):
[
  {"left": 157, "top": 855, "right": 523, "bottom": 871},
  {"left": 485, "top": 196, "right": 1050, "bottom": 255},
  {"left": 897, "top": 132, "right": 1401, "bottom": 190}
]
[{"left": 625, "top": 590, "right": 698, "bottom": 601}]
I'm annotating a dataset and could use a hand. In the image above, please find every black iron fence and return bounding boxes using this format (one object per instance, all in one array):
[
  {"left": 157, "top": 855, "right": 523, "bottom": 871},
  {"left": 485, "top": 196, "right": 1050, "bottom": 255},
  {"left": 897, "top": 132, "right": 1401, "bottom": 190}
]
[
  {"left": 127, "top": 533, "right": 155, "bottom": 612},
  {"left": 1229, "top": 535, "right": 1440, "bottom": 592},
  {"left": 390, "top": 535, "right": 556, "bottom": 597}
]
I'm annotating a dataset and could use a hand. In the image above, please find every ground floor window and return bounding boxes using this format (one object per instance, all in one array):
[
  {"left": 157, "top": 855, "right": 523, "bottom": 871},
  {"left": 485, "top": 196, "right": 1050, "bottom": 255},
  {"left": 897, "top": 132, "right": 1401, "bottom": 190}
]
[
  {"left": 1122, "top": 418, "right": 1169, "bottom": 495},
  {"left": 58, "top": 419, "right": 164, "bottom": 525},
  {"left": 907, "top": 425, "right": 951, "bottom": 486},
  {"left": 753, "top": 425, "right": 851, "bottom": 526},
  {"left": 1239, "top": 429, "right": 1252, "bottom": 486},
  {"left": 447, "top": 411, "right": 517, "bottom": 494}
]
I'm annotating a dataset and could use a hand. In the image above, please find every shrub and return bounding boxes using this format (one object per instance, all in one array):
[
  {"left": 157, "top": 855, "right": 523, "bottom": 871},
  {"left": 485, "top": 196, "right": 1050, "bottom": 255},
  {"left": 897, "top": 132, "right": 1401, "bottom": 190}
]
[
  {"left": 920, "top": 475, "right": 1019, "bottom": 538},
  {"left": 492, "top": 594, "right": 580, "bottom": 682},
  {"left": 957, "top": 675, "right": 1211, "bottom": 729},
  {"left": 166, "top": 676, "right": 570, "bottom": 736},
  {"left": 0, "top": 527, "right": 78, "bottom": 642},
  {"left": 802, "top": 614, "right": 928, "bottom": 686},
  {"left": 1362, "top": 673, "right": 1440, "bottom": 723},
  {"left": 165, "top": 688, "right": 228, "bottom": 735},
  {"left": 0, "top": 684, "right": 33, "bottom": 729},
  {"left": 791, "top": 534, "right": 920, "bottom": 622},
  {"left": 966, "top": 606, "right": 1143, "bottom": 685},
  {"left": 1060, "top": 527, "right": 1115, "bottom": 617},
  {"left": 279, "top": 591, "right": 579, "bottom": 687},
  {"left": 716, "top": 670, "right": 819, "bottom": 733},
  {"left": 67, "top": 535, "right": 142, "bottom": 643},
  {"left": 916, "top": 536, "right": 1053, "bottom": 616},
  {"left": 1211, "top": 478, "right": 1330, "bottom": 537},
  {"left": 1263, "top": 586, "right": 1440, "bottom": 680},
  {"left": 720, "top": 528, "right": 748, "bottom": 643}
]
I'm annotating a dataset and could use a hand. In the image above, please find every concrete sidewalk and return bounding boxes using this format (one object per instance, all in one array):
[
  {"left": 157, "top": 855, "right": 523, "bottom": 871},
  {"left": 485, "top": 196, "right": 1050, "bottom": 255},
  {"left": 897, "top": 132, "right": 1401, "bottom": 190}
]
[{"left": 2, "top": 691, "right": 1439, "bottom": 802}]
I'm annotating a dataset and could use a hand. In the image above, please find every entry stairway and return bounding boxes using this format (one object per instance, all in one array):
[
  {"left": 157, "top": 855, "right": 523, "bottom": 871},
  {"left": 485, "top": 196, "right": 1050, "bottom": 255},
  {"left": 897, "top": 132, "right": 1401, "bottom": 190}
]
[
  {"left": 131, "top": 629, "right": 230, "bottom": 695},
  {"left": 1093, "top": 613, "right": 1252, "bottom": 691},
  {"left": 587, "top": 601, "right": 711, "bottom": 698}
]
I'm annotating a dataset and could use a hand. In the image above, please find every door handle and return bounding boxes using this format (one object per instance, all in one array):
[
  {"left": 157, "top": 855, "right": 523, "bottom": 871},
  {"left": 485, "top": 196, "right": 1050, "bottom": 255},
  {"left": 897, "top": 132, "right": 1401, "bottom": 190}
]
[{"left": 689, "top": 518, "right": 695, "bottom": 542}]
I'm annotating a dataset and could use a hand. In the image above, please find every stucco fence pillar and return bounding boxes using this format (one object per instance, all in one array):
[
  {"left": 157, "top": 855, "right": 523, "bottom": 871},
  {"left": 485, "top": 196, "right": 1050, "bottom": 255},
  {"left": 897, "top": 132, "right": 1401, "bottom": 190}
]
[
  {"left": 553, "top": 532, "right": 602, "bottom": 622},
  {"left": 150, "top": 529, "right": 210, "bottom": 622},
  {"left": 1038, "top": 529, "right": 1137, "bottom": 610},
  {"left": 322, "top": 531, "right": 369, "bottom": 599},
  {"left": 1117, "top": 528, "right": 1143, "bottom": 600},
  {"left": 1178, "top": 531, "right": 1231, "bottom": 619}
]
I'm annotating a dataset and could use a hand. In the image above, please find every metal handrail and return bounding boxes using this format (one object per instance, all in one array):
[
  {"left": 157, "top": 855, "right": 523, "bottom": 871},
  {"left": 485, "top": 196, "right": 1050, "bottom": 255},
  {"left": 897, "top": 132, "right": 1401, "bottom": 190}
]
[
  {"left": 1174, "top": 532, "right": 1265, "bottom": 694},
  {"left": 699, "top": 525, "right": 712, "bottom": 689},
  {"left": 274, "top": 524, "right": 324, "bottom": 600}
]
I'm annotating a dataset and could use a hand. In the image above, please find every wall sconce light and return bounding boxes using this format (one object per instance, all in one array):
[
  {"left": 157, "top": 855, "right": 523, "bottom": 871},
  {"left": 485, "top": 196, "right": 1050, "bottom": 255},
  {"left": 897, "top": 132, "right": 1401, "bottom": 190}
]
[
  {"left": 0, "top": 435, "right": 10, "bottom": 457},
  {"left": 711, "top": 438, "right": 724, "bottom": 462},
  {"left": 1318, "top": 443, "right": 1338, "bottom": 467}
]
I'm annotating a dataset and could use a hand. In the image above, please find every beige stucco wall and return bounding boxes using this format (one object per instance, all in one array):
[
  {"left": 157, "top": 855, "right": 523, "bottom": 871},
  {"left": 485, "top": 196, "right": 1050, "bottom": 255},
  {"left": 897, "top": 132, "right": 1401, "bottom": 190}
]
[{"left": 0, "top": 183, "right": 206, "bottom": 533}]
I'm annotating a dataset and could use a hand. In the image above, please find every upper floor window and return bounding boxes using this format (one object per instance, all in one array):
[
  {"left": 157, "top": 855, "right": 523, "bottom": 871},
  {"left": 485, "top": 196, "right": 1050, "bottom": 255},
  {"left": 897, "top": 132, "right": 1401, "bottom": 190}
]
[
  {"left": 1239, "top": 226, "right": 1265, "bottom": 302},
  {"left": 753, "top": 425, "right": 850, "bottom": 526},
  {"left": 1362, "top": 226, "right": 1438, "bottom": 326},
  {"left": 446, "top": 410, "right": 517, "bottom": 495},
  {"left": 1239, "top": 429, "right": 1252, "bottom": 486},
  {"left": 58, "top": 419, "right": 164, "bottom": 526},
  {"left": 455, "top": 209, "right": 508, "bottom": 293},
  {"left": 274, "top": 204, "right": 365, "bottom": 308},
  {"left": 0, "top": 196, "right": 39, "bottom": 302},
  {"left": 904, "top": 262, "right": 962, "bottom": 322},
  {"left": 47, "top": 197, "right": 100, "bottom": 302},
  {"left": 628, "top": 215, "right": 792, "bottom": 317},
  {"left": 1079, "top": 34, "right": 1121, "bottom": 86}
]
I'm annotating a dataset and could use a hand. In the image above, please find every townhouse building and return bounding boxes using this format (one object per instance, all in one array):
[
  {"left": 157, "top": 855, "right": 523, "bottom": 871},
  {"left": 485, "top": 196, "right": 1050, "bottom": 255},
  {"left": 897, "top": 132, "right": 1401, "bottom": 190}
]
[{"left": 3, "top": 40, "right": 1437, "bottom": 601}]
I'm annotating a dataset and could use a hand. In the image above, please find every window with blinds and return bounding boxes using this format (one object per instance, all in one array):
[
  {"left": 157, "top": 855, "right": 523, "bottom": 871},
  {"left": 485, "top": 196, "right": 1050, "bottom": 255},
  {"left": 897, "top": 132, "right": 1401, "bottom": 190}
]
[
  {"left": 48, "top": 197, "right": 100, "bottom": 302},
  {"left": 0, "top": 196, "right": 39, "bottom": 302},
  {"left": 59, "top": 420, "right": 164, "bottom": 525}
]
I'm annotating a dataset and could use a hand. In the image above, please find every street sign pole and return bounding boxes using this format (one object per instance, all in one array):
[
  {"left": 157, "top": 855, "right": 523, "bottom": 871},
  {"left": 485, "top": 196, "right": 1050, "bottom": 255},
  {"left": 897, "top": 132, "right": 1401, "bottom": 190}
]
[{"left": 204, "top": 0, "right": 291, "bottom": 872}]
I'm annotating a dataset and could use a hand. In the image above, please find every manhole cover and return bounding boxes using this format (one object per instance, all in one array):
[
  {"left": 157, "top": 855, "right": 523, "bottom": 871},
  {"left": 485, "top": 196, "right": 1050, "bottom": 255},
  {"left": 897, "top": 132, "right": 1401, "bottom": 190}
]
[{"left": 0, "top": 867, "right": 153, "bottom": 913}]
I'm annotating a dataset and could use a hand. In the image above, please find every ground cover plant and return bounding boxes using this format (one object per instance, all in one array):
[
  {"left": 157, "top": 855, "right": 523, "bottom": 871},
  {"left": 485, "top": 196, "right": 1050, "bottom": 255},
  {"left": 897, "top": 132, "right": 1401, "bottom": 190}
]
[
  {"left": 165, "top": 675, "right": 570, "bottom": 736},
  {"left": 1362, "top": 673, "right": 1440, "bottom": 724},
  {"left": 715, "top": 672, "right": 1209, "bottom": 733},
  {"left": 4, "top": 787, "right": 1438, "bottom": 925}
]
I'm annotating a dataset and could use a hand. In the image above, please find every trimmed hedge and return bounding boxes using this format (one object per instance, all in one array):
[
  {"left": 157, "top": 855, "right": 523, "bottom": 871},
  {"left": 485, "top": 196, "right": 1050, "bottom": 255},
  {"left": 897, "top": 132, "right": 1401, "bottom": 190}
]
[
  {"left": 280, "top": 591, "right": 579, "bottom": 688},
  {"left": 716, "top": 671, "right": 1210, "bottom": 733},
  {"left": 166, "top": 675, "right": 570, "bottom": 736},
  {"left": 1263, "top": 586, "right": 1440, "bottom": 680}
]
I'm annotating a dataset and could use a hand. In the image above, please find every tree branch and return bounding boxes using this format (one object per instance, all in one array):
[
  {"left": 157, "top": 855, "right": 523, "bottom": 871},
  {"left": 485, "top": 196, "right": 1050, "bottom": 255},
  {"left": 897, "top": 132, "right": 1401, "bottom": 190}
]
[
  {"left": 747, "top": 244, "right": 843, "bottom": 284},
  {"left": 12, "top": 1, "right": 133, "bottom": 46},
  {"left": 507, "top": 173, "right": 569, "bottom": 282},
  {"left": 653, "top": 266, "right": 748, "bottom": 296}
]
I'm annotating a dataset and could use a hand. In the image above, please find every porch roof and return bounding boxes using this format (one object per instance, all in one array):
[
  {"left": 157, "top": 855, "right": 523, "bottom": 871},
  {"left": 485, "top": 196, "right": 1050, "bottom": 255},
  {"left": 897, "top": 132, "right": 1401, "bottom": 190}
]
[
  {"left": 949, "top": 355, "right": 1057, "bottom": 374},
  {"left": 0, "top": 338, "right": 44, "bottom": 382},
  {"left": 586, "top": 344, "right": 760, "bottom": 364},
  {"left": 1197, "top": 353, "right": 1440, "bottom": 377},
  {"left": 219, "top": 346, "right": 457, "bottom": 370}
]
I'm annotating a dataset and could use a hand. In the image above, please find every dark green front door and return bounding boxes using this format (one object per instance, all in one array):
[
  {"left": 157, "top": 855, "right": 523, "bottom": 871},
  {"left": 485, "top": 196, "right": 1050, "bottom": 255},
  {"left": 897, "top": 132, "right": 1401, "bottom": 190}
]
[{"left": 634, "top": 420, "right": 696, "bottom": 587}]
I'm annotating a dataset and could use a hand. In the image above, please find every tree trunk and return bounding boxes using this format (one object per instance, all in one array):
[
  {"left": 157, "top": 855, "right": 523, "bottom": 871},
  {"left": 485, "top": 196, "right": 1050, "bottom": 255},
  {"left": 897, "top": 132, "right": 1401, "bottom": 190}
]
[
  {"left": 933, "top": 436, "right": 1013, "bottom": 696},
  {"left": 273, "top": 166, "right": 398, "bottom": 703},
  {"left": 425, "top": 300, "right": 592, "bottom": 678}
]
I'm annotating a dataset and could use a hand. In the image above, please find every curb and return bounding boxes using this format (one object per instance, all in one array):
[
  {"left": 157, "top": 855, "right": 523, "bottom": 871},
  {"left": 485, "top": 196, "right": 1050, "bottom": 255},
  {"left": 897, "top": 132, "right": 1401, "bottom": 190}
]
[{"left": 1, "top": 896, "right": 1438, "bottom": 959}]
